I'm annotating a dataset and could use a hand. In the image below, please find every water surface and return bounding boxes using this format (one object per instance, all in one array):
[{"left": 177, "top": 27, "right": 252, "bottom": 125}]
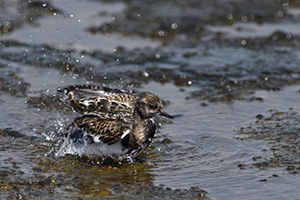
[{"left": 1, "top": 0, "right": 300, "bottom": 199}]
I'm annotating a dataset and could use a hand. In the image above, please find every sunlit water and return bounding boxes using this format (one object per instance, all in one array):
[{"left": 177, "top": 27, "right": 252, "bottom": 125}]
[
  {"left": 1, "top": 0, "right": 300, "bottom": 199},
  {"left": 2, "top": 0, "right": 159, "bottom": 52},
  {"left": 142, "top": 82, "right": 300, "bottom": 199},
  {"left": 2, "top": 65, "right": 300, "bottom": 199}
]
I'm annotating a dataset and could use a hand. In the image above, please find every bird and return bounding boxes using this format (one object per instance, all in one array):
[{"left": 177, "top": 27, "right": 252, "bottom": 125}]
[{"left": 57, "top": 85, "right": 173, "bottom": 162}]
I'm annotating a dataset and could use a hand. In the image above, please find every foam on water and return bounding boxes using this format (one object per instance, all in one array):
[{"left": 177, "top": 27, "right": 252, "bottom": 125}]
[{"left": 55, "top": 133, "right": 128, "bottom": 160}]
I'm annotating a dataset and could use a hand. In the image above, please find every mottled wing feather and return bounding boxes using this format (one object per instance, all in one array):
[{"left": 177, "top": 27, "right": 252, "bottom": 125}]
[
  {"left": 73, "top": 115, "right": 132, "bottom": 145},
  {"left": 68, "top": 92, "right": 112, "bottom": 114},
  {"left": 62, "top": 85, "right": 137, "bottom": 120}
]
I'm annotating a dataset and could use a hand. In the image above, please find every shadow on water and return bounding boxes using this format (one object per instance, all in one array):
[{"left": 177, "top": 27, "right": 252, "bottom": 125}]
[{"left": 1, "top": 0, "right": 300, "bottom": 199}]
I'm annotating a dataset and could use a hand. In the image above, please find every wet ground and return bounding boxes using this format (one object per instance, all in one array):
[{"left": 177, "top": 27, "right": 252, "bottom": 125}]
[{"left": 1, "top": 0, "right": 300, "bottom": 199}]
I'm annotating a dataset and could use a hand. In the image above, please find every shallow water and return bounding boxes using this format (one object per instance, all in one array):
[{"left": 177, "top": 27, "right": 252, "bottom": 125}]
[{"left": 1, "top": 0, "right": 300, "bottom": 199}]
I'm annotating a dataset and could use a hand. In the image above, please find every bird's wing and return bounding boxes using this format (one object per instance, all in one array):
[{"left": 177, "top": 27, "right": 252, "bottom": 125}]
[
  {"left": 72, "top": 115, "right": 132, "bottom": 145},
  {"left": 59, "top": 85, "right": 137, "bottom": 119},
  {"left": 60, "top": 84, "right": 127, "bottom": 98}
]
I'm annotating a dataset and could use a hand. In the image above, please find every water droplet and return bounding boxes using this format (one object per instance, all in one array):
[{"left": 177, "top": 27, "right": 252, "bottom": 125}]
[
  {"left": 241, "top": 40, "right": 247, "bottom": 46},
  {"left": 187, "top": 80, "right": 193, "bottom": 85},
  {"left": 158, "top": 30, "right": 165, "bottom": 36},
  {"left": 226, "top": 85, "right": 232, "bottom": 92},
  {"left": 155, "top": 54, "right": 161, "bottom": 59},
  {"left": 227, "top": 13, "right": 233, "bottom": 20},
  {"left": 241, "top": 16, "right": 247, "bottom": 22},
  {"left": 283, "top": 3, "right": 289, "bottom": 9},
  {"left": 171, "top": 23, "right": 178, "bottom": 29},
  {"left": 249, "top": 15, "right": 255, "bottom": 21},
  {"left": 277, "top": 11, "right": 284, "bottom": 18},
  {"left": 142, "top": 71, "right": 149, "bottom": 77}
]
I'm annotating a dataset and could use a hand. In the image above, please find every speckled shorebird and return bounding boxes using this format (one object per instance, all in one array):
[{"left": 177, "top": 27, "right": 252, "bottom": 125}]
[{"left": 57, "top": 85, "right": 173, "bottom": 161}]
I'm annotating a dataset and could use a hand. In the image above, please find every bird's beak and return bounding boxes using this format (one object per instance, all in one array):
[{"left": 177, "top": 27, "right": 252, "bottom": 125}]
[{"left": 159, "top": 109, "right": 174, "bottom": 119}]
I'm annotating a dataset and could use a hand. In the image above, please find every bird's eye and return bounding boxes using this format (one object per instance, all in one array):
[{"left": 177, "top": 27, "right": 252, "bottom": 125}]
[{"left": 148, "top": 104, "right": 157, "bottom": 109}]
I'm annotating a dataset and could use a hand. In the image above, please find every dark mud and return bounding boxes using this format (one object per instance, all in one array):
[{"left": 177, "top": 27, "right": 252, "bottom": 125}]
[
  {"left": 87, "top": 0, "right": 294, "bottom": 40},
  {"left": 1, "top": 0, "right": 300, "bottom": 199},
  {"left": 2, "top": 34, "right": 300, "bottom": 103},
  {"left": 238, "top": 109, "right": 300, "bottom": 174},
  {"left": 0, "top": 1, "right": 62, "bottom": 35}
]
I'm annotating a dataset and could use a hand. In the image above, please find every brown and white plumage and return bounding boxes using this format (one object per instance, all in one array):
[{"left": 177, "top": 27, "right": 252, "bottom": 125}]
[
  {"left": 57, "top": 85, "right": 173, "bottom": 161},
  {"left": 61, "top": 85, "right": 138, "bottom": 121}
]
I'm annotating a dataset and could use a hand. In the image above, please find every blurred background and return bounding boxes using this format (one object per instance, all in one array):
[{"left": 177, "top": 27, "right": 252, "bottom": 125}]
[{"left": 1, "top": 0, "right": 300, "bottom": 199}]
